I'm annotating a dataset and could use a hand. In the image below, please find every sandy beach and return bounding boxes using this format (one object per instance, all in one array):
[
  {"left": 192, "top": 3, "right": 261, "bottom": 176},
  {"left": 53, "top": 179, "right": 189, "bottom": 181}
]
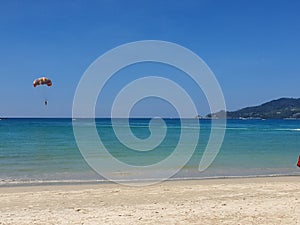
[{"left": 0, "top": 176, "right": 299, "bottom": 225}]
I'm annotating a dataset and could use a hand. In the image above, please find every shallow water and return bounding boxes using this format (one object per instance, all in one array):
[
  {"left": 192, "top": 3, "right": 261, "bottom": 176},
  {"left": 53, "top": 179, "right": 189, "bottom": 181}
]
[{"left": 0, "top": 118, "right": 299, "bottom": 185}]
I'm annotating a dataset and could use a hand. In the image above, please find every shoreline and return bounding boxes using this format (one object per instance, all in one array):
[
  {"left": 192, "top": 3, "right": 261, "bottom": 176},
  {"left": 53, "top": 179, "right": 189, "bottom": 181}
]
[
  {"left": 1, "top": 173, "right": 299, "bottom": 188},
  {"left": 1, "top": 176, "right": 299, "bottom": 224},
  {"left": 1, "top": 175, "right": 299, "bottom": 190},
  {"left": 0, "top": 175, "right": 299, "bottom": 187}
]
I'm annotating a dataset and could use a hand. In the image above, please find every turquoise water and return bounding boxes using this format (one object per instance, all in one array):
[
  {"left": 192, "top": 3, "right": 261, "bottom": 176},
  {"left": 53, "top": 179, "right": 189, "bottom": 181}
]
[{"left": 0, "top": 118, "right": 299, "bottom": 185}]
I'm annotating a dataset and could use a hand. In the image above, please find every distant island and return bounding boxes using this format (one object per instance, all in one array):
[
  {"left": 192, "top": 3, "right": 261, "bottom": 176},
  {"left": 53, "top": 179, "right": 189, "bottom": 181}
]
[{"left": 207, "top": 97, "right": 300, "bottom": 119}]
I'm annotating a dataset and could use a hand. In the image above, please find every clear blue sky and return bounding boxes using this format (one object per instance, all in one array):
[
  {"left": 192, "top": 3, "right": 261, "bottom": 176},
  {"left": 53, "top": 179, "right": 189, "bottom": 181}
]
[{"left": 1, "top": 0, "right": 300, "bottom": 117}]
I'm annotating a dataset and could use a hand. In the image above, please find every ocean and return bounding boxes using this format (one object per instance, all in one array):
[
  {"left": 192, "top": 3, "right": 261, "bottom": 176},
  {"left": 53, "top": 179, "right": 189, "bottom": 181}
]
[{"left": 0, "top": 118, "right": 299, "bottom": 185}]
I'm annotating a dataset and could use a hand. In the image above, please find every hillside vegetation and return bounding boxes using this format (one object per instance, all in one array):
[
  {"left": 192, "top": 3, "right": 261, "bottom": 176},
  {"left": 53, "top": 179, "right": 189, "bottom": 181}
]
[{"left": 207, "top": 98, "right": 300, "bottom": 119}]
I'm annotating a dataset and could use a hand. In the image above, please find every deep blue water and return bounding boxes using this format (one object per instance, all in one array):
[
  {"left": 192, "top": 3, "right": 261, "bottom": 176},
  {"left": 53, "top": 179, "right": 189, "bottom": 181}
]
[{"left": 0, "top": 118, "right": 299, "bottom": 185}]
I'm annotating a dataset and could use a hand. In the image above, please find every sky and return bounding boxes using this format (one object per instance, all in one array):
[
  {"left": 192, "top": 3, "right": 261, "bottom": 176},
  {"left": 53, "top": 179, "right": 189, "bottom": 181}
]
[{"left": 0, "top": 0, "right": 300, "bottom": 117}]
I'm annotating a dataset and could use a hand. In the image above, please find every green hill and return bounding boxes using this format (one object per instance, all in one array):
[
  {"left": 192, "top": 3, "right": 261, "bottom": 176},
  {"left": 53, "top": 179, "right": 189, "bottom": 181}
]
[{"left": 207, "top": 98, "right": 300, "bottom": 119}]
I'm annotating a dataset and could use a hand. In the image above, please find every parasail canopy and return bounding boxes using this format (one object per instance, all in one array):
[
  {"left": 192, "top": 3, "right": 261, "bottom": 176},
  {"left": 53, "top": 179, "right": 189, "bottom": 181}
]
[{"left": 33, "top": 77, "right": 52, "bottom": 87}]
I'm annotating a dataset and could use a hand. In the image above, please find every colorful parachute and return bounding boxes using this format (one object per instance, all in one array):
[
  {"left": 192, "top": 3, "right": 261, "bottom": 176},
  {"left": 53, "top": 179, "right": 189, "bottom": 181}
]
[{"left": 33, "top": 77, "right": 52, "bottom": 87}]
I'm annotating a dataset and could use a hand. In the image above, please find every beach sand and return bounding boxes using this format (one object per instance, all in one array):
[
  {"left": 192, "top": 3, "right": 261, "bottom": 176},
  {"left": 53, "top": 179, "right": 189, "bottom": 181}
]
[{"left": 0, "top": 176, "right": 299, "bottom": 225}]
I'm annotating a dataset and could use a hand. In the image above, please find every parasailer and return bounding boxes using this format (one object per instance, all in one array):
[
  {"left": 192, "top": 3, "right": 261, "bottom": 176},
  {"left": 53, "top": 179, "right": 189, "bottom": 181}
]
[{"left": 33, "top": 77, "right": 52, "bottom": 105}]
